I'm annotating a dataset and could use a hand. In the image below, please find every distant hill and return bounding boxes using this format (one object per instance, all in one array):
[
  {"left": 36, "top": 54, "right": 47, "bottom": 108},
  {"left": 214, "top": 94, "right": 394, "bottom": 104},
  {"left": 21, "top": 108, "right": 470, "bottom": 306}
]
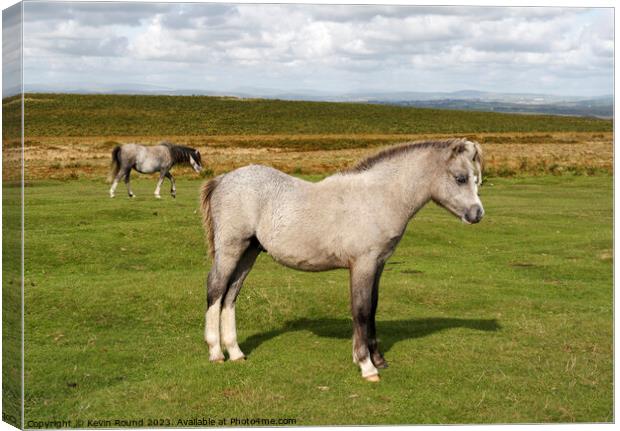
[
  {"left": 372, "top": 96, "right": 613, "bottom": 119},
  {"left": 21, "top": 84, "right": 612, "bottom": 118},
  {"left": 12, "top": 93, "right": 612, "bottom": 139}
]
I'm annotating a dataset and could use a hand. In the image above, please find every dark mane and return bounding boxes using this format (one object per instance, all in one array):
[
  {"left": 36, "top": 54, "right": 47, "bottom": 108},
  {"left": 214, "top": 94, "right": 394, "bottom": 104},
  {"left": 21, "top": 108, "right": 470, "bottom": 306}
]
[
  {"left": 345, "top": 139, "right": 467, "bottom": 173},
  {"left": 160, "top": 141, "right": 200, "bottom": 164}
]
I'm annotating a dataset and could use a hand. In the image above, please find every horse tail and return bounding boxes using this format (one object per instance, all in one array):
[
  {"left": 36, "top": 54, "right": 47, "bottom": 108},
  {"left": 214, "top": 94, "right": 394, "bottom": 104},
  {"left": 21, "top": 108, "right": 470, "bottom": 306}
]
[
  {"left": 200, "top": 175, "right": 222, "bottom": 259},
  {"left": 108, "top": 145, "right": 122, "bottom": 182}
]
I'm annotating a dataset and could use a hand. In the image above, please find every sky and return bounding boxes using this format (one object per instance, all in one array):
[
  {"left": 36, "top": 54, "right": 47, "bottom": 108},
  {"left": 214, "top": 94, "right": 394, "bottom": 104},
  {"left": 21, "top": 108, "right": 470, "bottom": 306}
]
[{"left": 3, "top": 1, "right": 615, "bottom": 97}]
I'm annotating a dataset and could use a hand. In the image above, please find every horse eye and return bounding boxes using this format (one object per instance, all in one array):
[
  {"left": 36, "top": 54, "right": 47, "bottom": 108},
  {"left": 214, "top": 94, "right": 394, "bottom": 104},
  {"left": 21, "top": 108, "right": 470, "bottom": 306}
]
[{"left": 455, "top": 175, "right": 468, "bottom": 185}]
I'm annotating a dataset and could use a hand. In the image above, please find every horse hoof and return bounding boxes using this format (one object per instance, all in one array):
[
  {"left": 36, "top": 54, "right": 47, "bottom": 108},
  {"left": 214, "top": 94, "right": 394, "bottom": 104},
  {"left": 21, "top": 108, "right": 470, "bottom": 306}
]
[
  {"left": 154, "top": 195, "right": 161, "bottom": 199},
  {"left": 230, "top": 356, "right": 246, "bottom": 362},
  {"left": 364, "top": 374, "right": 381, "bottom": 383},
  {"left": 210, "top": 358, "right": 225, "bottom": 364},
  {"left": 375, "top": 360, "right": 388, "bottom": 369}
]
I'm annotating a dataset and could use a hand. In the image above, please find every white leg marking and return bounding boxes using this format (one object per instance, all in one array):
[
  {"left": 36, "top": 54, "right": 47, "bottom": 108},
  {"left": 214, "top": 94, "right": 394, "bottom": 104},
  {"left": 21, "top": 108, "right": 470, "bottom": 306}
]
[
  {"left": 359, "top": 356, "right": 379, "bottom": 378},
  {"left": 154, "top": 176, "right": 164, "bottom": 198},
  {"left": 205, "top": 302, "right": 224, "bottom": 362},
  {"left": 221, "top": 304, "right": 245, "bottom": 361},
  {"left": 109, "top": 180, "right": 118, "bottom": 198}
]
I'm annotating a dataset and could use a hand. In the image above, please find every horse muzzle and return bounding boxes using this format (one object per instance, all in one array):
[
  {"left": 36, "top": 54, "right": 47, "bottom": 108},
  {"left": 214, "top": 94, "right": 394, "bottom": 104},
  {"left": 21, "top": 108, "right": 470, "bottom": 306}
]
[{"left": 463, "top": 204, "right": 484, "bottom": 224}]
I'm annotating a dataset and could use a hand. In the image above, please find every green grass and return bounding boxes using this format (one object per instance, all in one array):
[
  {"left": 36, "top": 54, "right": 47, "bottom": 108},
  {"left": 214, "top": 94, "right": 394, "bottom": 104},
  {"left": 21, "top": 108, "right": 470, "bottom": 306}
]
[
  {"left": 3, "top": 94, "right": 24, "bottom": 428},
  {"left": 22, "top": 175, "right": 612, "bottom": 424},
  {"left": 16, "top": 93, "right": 612, "bottom": 137},
  {"left": 2, "top": 181, "right": 23, "bottom": 429}
]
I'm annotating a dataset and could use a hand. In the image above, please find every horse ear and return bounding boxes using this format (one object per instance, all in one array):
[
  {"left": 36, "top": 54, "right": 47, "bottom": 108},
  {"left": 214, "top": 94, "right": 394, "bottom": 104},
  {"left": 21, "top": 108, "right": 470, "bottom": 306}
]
[
  {"left": 450, "top": 141, "right": 467, "bottom": 158},
  {"left": 472, "top": 141, "right": 483, "bottom": 178},
  {"left": 472, "top": 144, "right": 481, "bottom": 163}
]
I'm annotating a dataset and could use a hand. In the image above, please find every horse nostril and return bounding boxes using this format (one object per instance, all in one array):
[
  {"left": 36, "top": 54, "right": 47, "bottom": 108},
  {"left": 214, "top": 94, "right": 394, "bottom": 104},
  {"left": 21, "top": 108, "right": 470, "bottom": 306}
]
[
  {"left": 476, "top": 206, "right": 483, "bottom": 220},
  {"left": 466, "top": 205, "right": 483, "bottom": 224}
]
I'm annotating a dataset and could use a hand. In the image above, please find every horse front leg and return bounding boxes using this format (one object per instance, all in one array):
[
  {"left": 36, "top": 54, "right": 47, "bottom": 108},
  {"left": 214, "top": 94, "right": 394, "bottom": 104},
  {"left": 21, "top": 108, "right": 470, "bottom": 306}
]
[
  {"left": 165, "top": 172, "right": 176, "bottom": 198},
  {"left": 369, "top": 262, "right": 387, "bottom": 369},
  {"left": 350, "top": 256, "right": 381, "bottom": 382},
  {"left": 154, "top": 171, "right": 166, "bottom": 199}
]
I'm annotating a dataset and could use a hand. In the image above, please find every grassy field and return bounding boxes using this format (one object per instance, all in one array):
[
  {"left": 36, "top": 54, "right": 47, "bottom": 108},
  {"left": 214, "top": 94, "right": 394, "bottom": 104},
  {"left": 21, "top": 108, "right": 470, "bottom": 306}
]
[
  {"left": 21, "top": 175, "right": 612, "bottom": 425},
  {"left": 12, "top": 93, "right": 612, "bottom": 138},
  {"left": 2, "top": 93, "right": 613, "bottom": 425},
  {"left": 2, "top": 182, "right": 22, "bottom": 428},
  {"left": 1, "top": 94, "right": 612, "bottom": 181}
]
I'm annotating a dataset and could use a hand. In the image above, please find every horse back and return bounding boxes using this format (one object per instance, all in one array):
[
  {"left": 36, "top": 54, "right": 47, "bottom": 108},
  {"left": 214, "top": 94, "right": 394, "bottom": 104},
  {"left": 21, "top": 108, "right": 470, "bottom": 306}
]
[{"left": 208, "top": 165, "right": 305, "bottom": 232}]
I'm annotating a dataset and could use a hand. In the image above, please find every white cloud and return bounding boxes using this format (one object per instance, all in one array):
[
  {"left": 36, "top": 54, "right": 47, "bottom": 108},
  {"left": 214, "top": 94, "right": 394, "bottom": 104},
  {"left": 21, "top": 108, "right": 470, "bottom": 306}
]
[{"left": 19, "top": 2, "right": 613, "bottom": 96}]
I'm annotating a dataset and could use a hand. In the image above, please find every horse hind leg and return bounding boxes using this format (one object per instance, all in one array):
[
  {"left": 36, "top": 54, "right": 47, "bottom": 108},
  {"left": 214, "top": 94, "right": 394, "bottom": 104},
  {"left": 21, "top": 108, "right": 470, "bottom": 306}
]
[
  {"left": 205, "top": 240, "right": 251, "bottom": 363},
  {"left": 221, "top": 240, "right": 261, "bottom": 361},
  {"left": 109, "top": 170, "right": 124, "bottom": 198},
  {"left": 123, "top": 167, "right": 135, "bottom": 198}
]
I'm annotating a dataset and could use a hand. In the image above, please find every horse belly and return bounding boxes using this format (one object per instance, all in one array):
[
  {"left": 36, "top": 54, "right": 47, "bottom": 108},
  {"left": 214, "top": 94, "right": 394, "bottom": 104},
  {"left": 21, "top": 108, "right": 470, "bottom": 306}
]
[
  {"left": 269, "top": 250, "right": 344, "bottom": 272},
  {"left": 135, "top": 159, "right": 159, "bottom": 174},
  {"left": 260, "top": 235, "right": 345, "bottom": 272}
]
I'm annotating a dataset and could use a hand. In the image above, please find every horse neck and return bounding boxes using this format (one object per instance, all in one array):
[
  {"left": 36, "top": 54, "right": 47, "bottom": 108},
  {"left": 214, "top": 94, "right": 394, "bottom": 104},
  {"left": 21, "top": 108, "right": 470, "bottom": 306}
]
[{"left": 353, "top": 149, "right": 437, "bottom": 219}]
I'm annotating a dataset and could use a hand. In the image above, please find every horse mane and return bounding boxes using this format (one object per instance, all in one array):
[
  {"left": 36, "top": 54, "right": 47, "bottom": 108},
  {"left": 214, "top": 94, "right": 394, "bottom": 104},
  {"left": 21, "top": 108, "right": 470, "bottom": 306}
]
[
  {"left": 160, "top": 141, "right": 199, "bottom": 164},
  {"left": 345, "top": 138, "right": 477, "bottom": 173}
]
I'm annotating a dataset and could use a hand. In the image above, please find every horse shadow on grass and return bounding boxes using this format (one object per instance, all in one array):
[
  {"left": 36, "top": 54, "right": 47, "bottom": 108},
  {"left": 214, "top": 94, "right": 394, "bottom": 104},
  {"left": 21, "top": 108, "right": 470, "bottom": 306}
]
[{"left": 241, "top": 317, "right": 501, "bottom": 356}]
